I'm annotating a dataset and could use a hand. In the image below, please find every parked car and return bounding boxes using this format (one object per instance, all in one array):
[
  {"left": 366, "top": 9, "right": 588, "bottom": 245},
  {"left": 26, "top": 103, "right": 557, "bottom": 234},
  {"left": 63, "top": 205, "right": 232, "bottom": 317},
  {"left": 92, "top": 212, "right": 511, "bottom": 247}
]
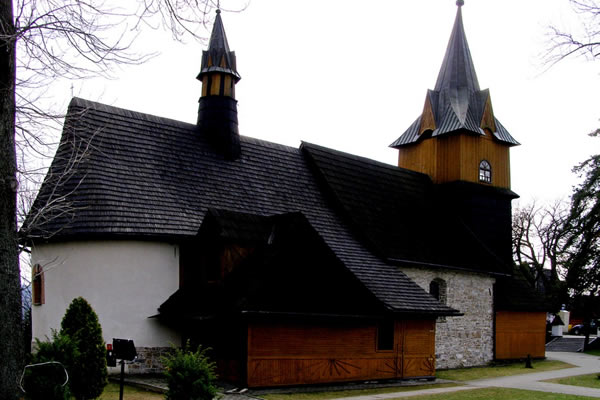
[{"left": 569, "top": 320, "right": 597, "bottom": 335}]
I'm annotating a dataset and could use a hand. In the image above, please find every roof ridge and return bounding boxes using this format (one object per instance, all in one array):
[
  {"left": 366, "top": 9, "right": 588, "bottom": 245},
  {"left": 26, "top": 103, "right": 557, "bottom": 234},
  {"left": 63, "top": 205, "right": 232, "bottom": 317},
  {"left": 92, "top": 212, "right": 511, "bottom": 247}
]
[
  {"left": 68, "top": 97, "right": 196, "bottom": 130},
  {"left": 240, "top": 136, "right": 299, "bottom": 154},
  {"left": 301, "top": 141, "right": 431, "bottom": 180}
]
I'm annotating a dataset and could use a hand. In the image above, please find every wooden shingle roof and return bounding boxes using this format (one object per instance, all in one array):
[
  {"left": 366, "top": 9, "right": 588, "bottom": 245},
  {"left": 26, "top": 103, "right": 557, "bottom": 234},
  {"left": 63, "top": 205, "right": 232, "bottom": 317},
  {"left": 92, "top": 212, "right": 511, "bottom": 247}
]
[
  {"left": 302, "top": 142, "right": 510, "bottom": 276},
  {"left": 25, "top": 97, "right": 460, "bottom": 316},
  {"left": 495, "top": 266, "right": 549, "bottom": 312}
]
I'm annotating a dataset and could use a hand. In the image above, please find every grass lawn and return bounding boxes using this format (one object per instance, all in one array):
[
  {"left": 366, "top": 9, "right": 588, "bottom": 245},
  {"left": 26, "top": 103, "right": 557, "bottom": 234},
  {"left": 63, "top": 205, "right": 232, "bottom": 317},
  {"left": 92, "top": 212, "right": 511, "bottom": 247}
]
[
  {"left": 99, "top": 383, "right": 164, "bottom": 400},
  {"left": 436, "top": 359, "right": 574, "bottom": 381},
  {"left": 584, "top": 349, "right": 600, "bottom": 356},
  {"left": 544, "top": 373, "right": 600, "bottom": 389},
  {"left": 260, "top": 383, "right": 460, "bottom": 400},
  {"left": 394, "top": 387, "right": 598, "bottom": 400}
]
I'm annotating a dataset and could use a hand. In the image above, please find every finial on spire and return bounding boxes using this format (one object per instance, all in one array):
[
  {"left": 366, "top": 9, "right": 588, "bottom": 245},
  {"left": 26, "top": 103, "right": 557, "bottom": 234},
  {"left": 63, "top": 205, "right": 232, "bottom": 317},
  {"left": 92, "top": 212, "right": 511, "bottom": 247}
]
[{"left": 456, "top": 0, "right": 464, "bottom": 6}]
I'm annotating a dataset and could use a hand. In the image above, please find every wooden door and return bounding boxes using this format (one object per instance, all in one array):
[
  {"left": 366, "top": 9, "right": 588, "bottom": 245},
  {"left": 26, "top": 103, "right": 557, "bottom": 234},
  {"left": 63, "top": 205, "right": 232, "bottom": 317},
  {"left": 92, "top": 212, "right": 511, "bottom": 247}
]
[{"left": 400, "top": 320, "right": 436, "bottom": 378}]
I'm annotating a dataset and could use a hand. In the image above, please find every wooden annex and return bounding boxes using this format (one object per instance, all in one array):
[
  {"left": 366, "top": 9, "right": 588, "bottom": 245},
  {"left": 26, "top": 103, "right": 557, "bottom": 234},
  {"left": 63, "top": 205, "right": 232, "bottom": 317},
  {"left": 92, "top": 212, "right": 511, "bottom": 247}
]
[
  {"left": 494, "top": 270, "right": 548, "bottom": 360},
  {"left": 246, "top": 320, "right": 435, "bottom": 387},
  {"left": 495, "top": 312, "right": 546, "bottom": 360}
]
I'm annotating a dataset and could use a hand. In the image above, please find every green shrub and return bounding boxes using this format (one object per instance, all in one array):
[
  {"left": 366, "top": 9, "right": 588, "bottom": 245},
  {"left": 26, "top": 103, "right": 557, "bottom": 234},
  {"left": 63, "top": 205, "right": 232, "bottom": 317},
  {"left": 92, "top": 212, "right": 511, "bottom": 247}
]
[
  {"left": 162, "top": 342, "right": 218, "bottom": 400},
  {"left": 23, "top": 331, "right": 76, "bottom": 400},
  {"left": 60, "top": 297, "right": 107, "bottom": 400}
]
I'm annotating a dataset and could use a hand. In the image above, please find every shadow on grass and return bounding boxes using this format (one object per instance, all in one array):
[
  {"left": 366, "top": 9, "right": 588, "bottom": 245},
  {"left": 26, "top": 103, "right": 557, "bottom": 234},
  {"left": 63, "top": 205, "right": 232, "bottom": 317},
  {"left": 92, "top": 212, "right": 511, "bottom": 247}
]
[{"left": 435, "top": 360, "right": 575, "bottom": 382}]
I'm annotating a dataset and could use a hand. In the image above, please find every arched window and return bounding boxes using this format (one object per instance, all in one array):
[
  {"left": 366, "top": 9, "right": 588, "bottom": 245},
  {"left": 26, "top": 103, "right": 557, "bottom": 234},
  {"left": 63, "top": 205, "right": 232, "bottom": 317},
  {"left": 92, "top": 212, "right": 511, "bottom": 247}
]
[
  {"left": 479, "top": 160, "right": 492, "bottom": 183},
  {"left": 429, "top": 281, "right": 440, "bottom": 301},
  {"left": 429, "top": 278, "right": 447, "bottom": 303},
  {"left": 430, "top": 278, "right": 447, "bottom": 322},
  {"left": 32, "top": 264, "right": 44, "bottom": 305}
]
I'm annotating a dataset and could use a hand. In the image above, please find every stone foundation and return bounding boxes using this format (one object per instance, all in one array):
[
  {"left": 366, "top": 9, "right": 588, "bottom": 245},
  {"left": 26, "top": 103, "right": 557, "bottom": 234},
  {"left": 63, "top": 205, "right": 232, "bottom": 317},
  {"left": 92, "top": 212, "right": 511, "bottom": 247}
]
[
  {"left": 401, "top": 267, "right": 495, "bottom": 369},
  {"left": 108, "top": 347, "right": 172, "bottom": 375}
]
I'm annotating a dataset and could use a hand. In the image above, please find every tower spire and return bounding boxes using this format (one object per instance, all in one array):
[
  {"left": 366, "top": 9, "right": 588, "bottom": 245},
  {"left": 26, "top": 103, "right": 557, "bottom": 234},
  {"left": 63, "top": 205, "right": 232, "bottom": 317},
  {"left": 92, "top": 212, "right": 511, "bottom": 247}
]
[
  {"left": 197, "top": 8, "right": 241, "bottom": 89},
  {"left": 196, "top": 9, "right": 242, "bottom": 160},
  {"left": 390, "top": 1, "right": 519, "bottom": 189},
  {"left": 434, "top": 0, "right": 479, "bottom": 95}
]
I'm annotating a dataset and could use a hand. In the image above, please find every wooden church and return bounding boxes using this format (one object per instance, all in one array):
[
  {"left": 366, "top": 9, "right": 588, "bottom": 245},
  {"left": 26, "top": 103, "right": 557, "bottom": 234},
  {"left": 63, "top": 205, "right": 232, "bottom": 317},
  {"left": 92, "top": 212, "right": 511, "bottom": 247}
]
[{"left": 25, "top": 2, "right": 546, "bottom": 388}]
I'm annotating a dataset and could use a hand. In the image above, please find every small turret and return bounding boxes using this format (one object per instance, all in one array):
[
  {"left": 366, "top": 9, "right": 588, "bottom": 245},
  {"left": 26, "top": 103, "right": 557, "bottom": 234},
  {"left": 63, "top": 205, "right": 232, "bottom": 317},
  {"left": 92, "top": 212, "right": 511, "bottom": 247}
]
[{"left": 197, "top": 9, "right": 242, "bottom": 160}]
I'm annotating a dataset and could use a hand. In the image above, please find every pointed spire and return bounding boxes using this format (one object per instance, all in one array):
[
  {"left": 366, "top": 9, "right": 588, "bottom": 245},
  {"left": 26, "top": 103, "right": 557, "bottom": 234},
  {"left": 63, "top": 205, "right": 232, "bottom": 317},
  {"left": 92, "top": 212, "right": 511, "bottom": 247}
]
[
  {"left": 434, "top": 1, "right": 480, "bottom": 121},
  {"left": 391, "top": 1, "right": 519, "bottom": 149},
  {"left": 197, "top": 9, "right": 241, "bottom": 83}
]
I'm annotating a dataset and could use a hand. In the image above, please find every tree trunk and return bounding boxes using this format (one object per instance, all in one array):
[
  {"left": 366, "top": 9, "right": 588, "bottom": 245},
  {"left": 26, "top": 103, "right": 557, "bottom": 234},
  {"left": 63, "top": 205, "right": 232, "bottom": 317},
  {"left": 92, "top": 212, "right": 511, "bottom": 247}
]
[{"left": 0, "top": 1, "right": 23, "bottom": 399}]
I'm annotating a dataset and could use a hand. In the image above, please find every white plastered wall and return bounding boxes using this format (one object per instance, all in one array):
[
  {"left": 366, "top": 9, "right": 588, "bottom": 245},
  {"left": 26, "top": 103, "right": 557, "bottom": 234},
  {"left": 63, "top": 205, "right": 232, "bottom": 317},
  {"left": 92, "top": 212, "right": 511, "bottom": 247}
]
[{"left": 31, "top": 240, "right": 181, "bottom": 347}]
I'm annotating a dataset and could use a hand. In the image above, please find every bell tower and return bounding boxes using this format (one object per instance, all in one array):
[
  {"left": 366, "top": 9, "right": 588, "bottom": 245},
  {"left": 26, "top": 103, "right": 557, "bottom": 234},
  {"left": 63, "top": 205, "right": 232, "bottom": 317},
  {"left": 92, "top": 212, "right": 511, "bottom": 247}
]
[
  {"left": 197, "top": 8, "right": 242, "bottom": 160},
  {"left": 390, "top": 1, "right": 519, "bottom": 190}
]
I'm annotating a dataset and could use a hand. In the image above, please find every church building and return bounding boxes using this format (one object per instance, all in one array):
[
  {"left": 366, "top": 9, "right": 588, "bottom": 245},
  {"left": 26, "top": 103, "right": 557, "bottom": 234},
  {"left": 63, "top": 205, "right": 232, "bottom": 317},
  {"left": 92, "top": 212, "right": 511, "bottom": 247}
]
[{"left": 25, "top": 2, "right": 546, "bottom": 387}]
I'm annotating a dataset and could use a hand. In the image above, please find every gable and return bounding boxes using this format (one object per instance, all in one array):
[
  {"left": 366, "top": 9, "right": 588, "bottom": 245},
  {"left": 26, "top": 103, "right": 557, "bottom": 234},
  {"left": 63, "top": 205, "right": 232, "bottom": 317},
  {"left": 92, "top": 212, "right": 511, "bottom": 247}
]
[{"left": 168, "top": 209, "right": 386, "bottom": 319}]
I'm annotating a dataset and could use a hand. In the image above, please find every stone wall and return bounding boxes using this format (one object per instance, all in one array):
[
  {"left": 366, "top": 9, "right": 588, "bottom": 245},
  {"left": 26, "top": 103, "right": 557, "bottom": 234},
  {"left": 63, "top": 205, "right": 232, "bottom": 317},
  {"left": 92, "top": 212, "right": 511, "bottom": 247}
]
[
  {"left": 108, "top": 347, "right": 172, "bottom": 375},
  {"left": 401, "top": 267, "right": 495, "bottom": 369}
]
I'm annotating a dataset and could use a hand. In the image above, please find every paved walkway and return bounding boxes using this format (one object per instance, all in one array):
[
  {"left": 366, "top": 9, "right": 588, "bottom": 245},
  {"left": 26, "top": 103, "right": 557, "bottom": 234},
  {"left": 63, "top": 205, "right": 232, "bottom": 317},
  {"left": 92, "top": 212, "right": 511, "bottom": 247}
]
[
  {"left": 121, "top": 352, "right": 600, "bottom": 399},
  {"left": 466, "top": 352, "right": 600, "bottom": 398},
  {"left": 327, "top": 352, "right": 600, "bottom": 400}
]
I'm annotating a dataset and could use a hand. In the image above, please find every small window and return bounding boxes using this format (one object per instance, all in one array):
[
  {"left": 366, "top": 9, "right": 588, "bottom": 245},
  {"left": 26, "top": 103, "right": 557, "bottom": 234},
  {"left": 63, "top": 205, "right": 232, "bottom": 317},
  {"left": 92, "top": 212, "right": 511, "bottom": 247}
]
[
  {"left": 479, "top": 160, "right": 492, "bottom": 183},
  {"left": 32, "top": 264, "right": 44, "bottom": 305},
  {"left": 429, "top": 281, "right": 440, "bottom": 301},
  {"left": 429, "top": 278, "right": 447, "bottom": 305},
  {"left": 430, "top": 278, "right": 447, "bottom": 322},
  {"left": 377, "top": 320, "right": 395, "bottom": 351}
]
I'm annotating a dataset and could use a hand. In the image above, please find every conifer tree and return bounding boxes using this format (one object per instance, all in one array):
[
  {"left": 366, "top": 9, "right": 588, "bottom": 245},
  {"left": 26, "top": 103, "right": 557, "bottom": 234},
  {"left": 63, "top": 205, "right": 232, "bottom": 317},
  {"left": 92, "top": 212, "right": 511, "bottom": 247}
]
[{"left": 60, "top": 297, "right": 107, "bottom": 400}]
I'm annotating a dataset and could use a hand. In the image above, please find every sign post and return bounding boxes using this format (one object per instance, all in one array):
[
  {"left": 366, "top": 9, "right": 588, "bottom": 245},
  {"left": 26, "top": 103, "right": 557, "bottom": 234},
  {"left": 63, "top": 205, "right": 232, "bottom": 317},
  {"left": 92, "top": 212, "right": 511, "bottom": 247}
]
[{"left": 107, "top": 338, "right": 137, "bottom": 400}]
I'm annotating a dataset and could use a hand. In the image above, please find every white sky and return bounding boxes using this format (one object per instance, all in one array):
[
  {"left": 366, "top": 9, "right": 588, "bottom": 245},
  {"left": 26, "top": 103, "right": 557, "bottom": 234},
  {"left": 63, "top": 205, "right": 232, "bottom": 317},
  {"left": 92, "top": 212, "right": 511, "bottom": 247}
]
[{"left": 61, "top": 0, "right": 600, "bottom": 206}]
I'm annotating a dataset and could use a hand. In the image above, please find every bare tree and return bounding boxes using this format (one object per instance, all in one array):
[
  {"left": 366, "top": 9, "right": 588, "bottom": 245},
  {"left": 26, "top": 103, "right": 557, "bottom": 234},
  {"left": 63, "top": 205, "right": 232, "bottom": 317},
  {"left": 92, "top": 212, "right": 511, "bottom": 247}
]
[
  {"left": 1, "top": 0, "right": 247, "bottom": 397},
  {"left": 545, "top": 0, "right": 600, "bottom": 66},
  {"left": 544, "top": 0, "right": 600, "bottom": 349},
  {"left": 0, "top": 2, "right": 21, "bottom": 399},
  {"left": 512, "top": 201, "right": 571, "bottom": 310}
]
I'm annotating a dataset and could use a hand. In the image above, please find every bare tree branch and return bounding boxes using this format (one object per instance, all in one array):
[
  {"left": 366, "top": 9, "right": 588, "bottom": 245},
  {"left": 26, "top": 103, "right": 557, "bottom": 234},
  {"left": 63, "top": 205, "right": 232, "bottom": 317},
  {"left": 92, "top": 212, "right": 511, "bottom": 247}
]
[{"left": 545, "top": 0, "right": 600, "bottom": 67}]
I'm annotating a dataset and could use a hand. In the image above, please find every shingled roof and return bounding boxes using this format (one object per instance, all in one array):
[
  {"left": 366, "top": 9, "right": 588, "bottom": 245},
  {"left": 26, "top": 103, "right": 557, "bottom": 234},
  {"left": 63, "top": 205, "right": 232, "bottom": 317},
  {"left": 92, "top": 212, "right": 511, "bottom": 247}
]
[
  {"left": 25, "top": 97, "right": 463, "bottom": 316},
  {"left": 494, "top": 266, "right": 548, "bottom": 312},
  {"left": 302, "top": 142, "right": 510, "bottom": 275}
]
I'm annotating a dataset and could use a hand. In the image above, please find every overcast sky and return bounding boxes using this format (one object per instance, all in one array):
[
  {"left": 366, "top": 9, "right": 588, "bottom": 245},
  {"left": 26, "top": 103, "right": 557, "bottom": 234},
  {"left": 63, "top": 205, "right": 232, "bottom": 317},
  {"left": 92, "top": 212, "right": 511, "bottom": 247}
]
[{"left": 59, "top": 0, "right": 600, "bottom": 206}]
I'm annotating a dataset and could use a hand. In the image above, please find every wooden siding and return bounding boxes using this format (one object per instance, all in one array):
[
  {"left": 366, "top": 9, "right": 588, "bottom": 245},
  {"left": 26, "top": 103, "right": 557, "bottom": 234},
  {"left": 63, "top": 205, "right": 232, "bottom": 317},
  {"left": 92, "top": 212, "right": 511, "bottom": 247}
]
[
  {"left": 201, "top": 73, "right": 235, "bottom": 98},
  {"left": 397, "top": 133, "right": 511, "bottom": 189},
  {"left": 495, "top": 311, "right": 546, "bottom": 360},
  {"left": 480, "top": 95, "right": 497, "bottom": 133},
  {"left": 246, "top": 320, "right": 435, "bottom": 387},
  {"left": 419, "top": 97, "right": 436, "bottom": 134}
]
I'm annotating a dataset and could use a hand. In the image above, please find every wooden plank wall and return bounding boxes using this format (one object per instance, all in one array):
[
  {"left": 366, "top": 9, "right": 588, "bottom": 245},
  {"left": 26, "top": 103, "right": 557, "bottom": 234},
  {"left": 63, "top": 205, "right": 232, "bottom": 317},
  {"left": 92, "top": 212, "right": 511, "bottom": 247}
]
[
  {"left": 495, "top": 311, "right": 546, "bottom": 359},
  {"left": 397, "top": 133, "right": 510, "bottom": 189},
  {"left": 402, "top": 320, "right": 436, "bottom": 377},
  {"left": 246, "top": 320, "right": 435, "bottom": 387}
]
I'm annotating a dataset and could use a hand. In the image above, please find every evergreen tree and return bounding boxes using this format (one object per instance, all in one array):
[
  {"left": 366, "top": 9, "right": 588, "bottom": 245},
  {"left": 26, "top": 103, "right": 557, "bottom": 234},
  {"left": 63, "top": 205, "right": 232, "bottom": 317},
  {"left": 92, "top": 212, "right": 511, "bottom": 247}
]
[
  {"left": 24, "top": 331, "right": 76, "bottom": 400},
  {"left": 60, "top": 297, "right": 107, "bottom": 400},
  {"left": 564, "top": 130, "right": 600, "bottom": 350}
]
